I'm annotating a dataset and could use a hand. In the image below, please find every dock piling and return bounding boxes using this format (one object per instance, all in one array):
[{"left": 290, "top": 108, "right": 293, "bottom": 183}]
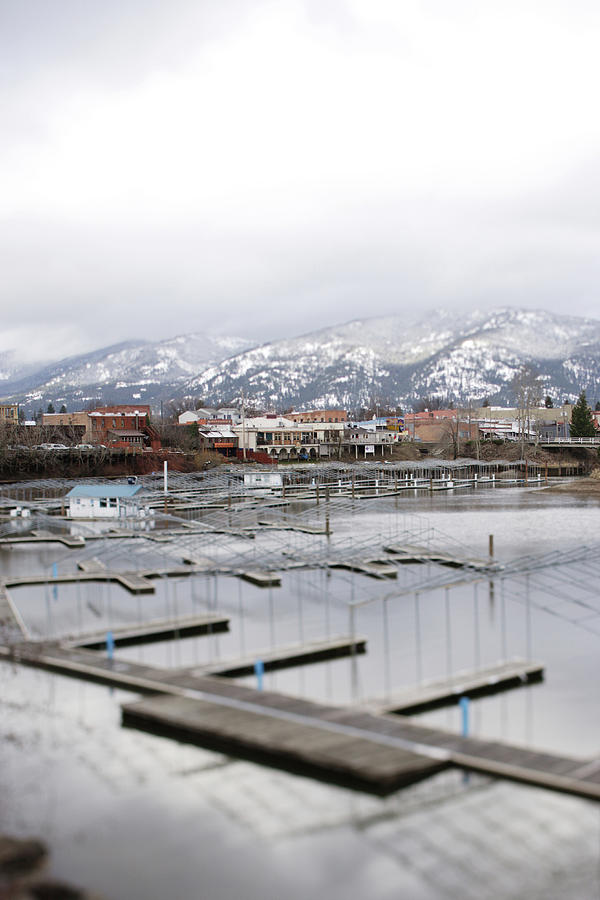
[
  {"left": 254, "top": 659, "right": 264, "bottom": 691},
  {"left": 460, "top": 696, "right": 470, "bottom": 737}
]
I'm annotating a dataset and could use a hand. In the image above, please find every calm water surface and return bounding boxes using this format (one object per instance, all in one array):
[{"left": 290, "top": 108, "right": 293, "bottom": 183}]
[{"left": 1, "top": 484, "right": 600, "bottom": 899}]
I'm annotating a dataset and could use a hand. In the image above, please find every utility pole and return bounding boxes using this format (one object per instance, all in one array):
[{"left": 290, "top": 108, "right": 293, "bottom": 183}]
[{"left": 241, "top": 389, "right": 247, "bottom": 461}]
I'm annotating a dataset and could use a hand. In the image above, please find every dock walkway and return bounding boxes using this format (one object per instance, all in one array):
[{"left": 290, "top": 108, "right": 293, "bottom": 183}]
[
  {"left": 384, "top": 544, "right": 501, "bottom": 572},
  {"left": 65, "top": 613, "right": 230, "bottom": 649},
  {"left": 177, "top": 635, "right": 367, "bottom": 678},
  {"left": 4, "top": 641, "right": 598, "bottom": 801},
  {"left": 367, "top": 660, "right": 544, "bottom": 715}
]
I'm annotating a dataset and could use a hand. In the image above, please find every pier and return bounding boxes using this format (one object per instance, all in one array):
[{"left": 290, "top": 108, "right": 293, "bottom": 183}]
[
  {"left": 66, "top": 613, "right": 230, "bottom": 649},
  {"left": 3, "top": 641, "right": 598, "bottom": 801},
  {"left": 178, "top": 635, "right": 367, "bottom": 677},
  {"left": 384, "top": 544, "right": 501, "bottom": 572},
  {"left": 368, "top": 660, "right": 545, "bottom": 715}
]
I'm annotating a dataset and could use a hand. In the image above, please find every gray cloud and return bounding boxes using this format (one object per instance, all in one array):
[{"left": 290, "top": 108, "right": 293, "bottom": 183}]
[{"left": 2, "top": 0, "right": 600, "bottom": 359}]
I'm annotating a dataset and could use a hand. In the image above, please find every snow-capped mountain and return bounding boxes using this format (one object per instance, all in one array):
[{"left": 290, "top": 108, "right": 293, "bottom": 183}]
[
  {"left": 1, "top": 333, "right": 253, "bottom": 413},
  {"left": 5, "top": 308, "right": 600, "bottom": 414},
  {"left": 188, "top": 308, "right": 600, "bottom": 409}
]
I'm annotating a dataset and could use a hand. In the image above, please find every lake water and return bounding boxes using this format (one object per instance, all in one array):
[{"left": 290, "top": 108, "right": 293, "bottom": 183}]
[{"left": 1, "top": 483, "right": 600, "bottom": 899}]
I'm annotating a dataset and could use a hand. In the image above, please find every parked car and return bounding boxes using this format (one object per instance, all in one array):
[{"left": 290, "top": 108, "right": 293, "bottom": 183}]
[
  {"left": 36, "top": 443, "right": 68, "bottom": 451},
  {"left": 74, "top": 443, "right": 94, "bottom": 450}
]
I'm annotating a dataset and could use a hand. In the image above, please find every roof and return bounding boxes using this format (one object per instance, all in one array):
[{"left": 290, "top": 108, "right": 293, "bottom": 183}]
[{"left": 66, "top": 484, "right": 144, "bottom": 499}]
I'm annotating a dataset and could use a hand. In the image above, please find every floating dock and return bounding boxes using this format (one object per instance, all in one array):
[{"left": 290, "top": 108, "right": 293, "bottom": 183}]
[
  {"left": 3, "top": 564, "right": 209, "bottom": 596},
  {"left": 369, "top": 660, "right": 545, "bottom": 715},
  {"left": 327, "top": 559, "right": 398, "bottom": 579},
  {"left": 0, "top": 531, "right": 85, "bottom": 548},
  {"left": 239, "top": 571, "right": 282, "bottom": 587},
  {"left": 179, "top": 635, "right": 367, "bottom": 678},
  {"left": 384, "top": 544, "right": 501, "bottom": 572},
  {"left": 4, "top": 641, "right": 598, "bottom": 801},
  {"left": 66, "top": 613, "right": 230, "bottom": 649}
]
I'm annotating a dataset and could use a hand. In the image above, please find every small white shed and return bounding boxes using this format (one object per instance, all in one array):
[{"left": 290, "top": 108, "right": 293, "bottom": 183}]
[
  {"left": 66, "top": 484, "right": 145, "bottom": 519},
  {"left": 243, "top": 471, "right": 283, "bottom": 489}
]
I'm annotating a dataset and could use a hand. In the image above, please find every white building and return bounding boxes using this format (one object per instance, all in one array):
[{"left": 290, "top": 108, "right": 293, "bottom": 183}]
[
  {"left": 66, "top": 484, "right": 146, "bottom": 519},
  {"left": 217, "top": 407, "right": 242, "bottom": 424},
  {"left": 243, "top": 471, "right": 283, "bottom": 489},
  {"left": 233, "top": 416, "right": 345, "bottom": 460}
]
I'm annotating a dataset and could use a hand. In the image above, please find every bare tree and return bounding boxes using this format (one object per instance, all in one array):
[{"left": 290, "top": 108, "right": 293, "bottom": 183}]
[{"left": 511, "top": 365, "right": 542, "bottom": 456}]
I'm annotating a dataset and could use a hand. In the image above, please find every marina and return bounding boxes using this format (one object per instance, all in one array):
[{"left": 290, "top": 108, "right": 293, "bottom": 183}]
[{"left": 1, "top": 465, "right": 600, "bottom": 899}]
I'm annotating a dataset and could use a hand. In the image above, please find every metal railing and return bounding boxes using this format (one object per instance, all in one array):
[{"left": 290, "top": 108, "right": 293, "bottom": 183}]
[{"left": 541, "top": 436, "right": 600, "bottom": 444}]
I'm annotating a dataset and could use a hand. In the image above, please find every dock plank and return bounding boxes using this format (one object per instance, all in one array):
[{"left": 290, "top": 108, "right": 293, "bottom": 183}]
[
  {"left": 121, "top": 693, "right": 447, "bottom": 795},
  {"left": 178, "top": 635, "right": 367, "bottom": 677},
  {"left": 239, "top": 571, "right": 281, "bottom": 587},
  {"left": 4, "top": 640, "right": 598, "bottom": 801},
  {"left": 65, "top": 613, "right": 230, "bottom": 649},
  {"left": 368, "top": 660, "right": 544, "bottom": 715}
]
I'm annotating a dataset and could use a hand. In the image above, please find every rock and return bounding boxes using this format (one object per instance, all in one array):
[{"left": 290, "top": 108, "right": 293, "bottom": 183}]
[{"left": 0, "top": 835, "right": 47, "bottom": 877}]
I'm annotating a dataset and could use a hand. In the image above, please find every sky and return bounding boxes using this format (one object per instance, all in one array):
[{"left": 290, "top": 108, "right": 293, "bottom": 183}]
[{"left": 2, "top": 0, "right": 600, "bottom": 362}]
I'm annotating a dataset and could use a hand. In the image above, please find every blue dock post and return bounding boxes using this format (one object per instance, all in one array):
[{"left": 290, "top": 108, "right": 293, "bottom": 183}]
[
  {"left": 254, "top": 659, "right": 264, "bottom": 691},
  {"left": 106, "top": 630, "right": 115, "bottom": 661},
  {"left": 459, "top": 696, "right": 470, "bottom": 737}
]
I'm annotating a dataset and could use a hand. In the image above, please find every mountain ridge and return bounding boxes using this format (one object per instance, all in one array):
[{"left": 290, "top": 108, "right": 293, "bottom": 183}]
[{"left": 4, "top": 307, "right": 600, "bottom": 414}]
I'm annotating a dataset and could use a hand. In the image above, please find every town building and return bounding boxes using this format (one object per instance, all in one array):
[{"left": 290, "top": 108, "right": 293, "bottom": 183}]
[
  {"left": 233, "top": 416, "right": 345, "bottom": 460},
  {"left": 41, "top": 412, "right": 90, "bottom": 440},
  {"left": 288, "top": 409, "right": 347, "bottom": 424},
  {"left": 197, "top": 426, "right": 238, "bottom": 456},
  {"left": 66, "top": 484, "right": 147, "bottom": 519},
  {"left": 178, "top": 407, "right": 242, "bottom": 426},
  {"left": 88, "top": 405, "right": 161, "bottom": 450},
  {"left": 0, "top": 404, "right": 19, "bottom": 425},
  {"left": 342, "top": 425, "right": 398, "bottom": 457}
]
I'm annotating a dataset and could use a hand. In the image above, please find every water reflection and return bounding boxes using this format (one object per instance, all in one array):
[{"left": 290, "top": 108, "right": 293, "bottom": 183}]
[{"left": 1, "top": 485, "right": 600, "bottom": 897}]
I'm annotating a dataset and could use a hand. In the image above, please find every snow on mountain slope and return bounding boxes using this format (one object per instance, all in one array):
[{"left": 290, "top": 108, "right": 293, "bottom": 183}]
[
  {"left": 189, "top": 308, "right": 600, "bottom": 408},
  {"left": 2, "top": 332, "right": 253, "bottom": 411},
  {"left": 6, "top": 307, "right": 600, "bottom": 413}
]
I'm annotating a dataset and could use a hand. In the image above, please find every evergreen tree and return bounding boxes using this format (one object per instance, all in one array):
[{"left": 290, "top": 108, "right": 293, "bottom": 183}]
[
  {"left": 544, "top": 395, "right": 553, "bottom": 408},
  {"left": 570, "top": 391, "right": 596, "bottom": 437},
  {"left": 46, "top": 402, "right": 55, "bottom": 414},
  {"left": 59, "top": 404, "right": 67, "bottom": 413}
]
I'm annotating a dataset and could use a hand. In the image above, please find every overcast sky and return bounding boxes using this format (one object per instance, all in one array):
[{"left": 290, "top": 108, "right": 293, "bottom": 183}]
[{"left": 2, "top": 0, "right": 600, "bottom": 361}]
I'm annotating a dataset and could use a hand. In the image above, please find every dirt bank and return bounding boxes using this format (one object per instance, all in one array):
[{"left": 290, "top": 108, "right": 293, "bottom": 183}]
[{"left": 536, "top": 475, "right": 600, "bottom": 497}]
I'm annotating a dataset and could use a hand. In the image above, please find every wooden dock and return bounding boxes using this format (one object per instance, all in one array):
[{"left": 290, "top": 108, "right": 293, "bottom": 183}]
[
  {"left": 77, "top": 558, "right": 107, "bottom": 574},
  {"left": 0, "top": 531, "right": 85, "bottom": 548},
  {"left": 384, "top": 544, "right": 501, "bottom": 572},
  {"left": 123, "top": 693, "right": 444, "bottom": 794},
  {"left": 367, "top": 660, "right": 544, "bottom": 715},
  {"left": 327, "top": 559, "right": 398, "bottom": 579},
  {"left": 178, "top": 635, "right": 367, "bottom": 678},
  {"left": 4, "top": 641, "right": 599, "bottom": 801},
  {"left": 65, "top": 613, "right": 230, "bottom": 649},
  {"left": 3, "top": 570, "right": 156, "bottom": 595},
  {"left": 3, "top": 564, "right": 210, "bottom": 596},
  {"left": 239, "top": 571, "right": 282, "bottom": 588},
  {"left": 257, "top": 520, "right": 327, "bottom": 535}
]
